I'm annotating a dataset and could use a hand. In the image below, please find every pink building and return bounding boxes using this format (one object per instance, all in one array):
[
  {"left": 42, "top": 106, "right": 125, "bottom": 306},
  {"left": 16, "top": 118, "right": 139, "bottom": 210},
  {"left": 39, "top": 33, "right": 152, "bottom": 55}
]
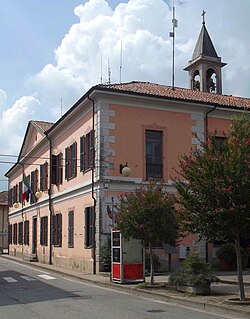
[{"left": 6, "top": 20, "right": 250, "bottom": 273}]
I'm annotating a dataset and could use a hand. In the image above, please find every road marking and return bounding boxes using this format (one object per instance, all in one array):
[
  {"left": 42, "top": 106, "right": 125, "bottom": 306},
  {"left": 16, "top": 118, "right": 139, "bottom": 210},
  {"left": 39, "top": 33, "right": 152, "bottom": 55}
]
[
  {"left": 3, "top": 277, "right": 18, "bottom": 283},
  {"left": 0, "top": 257, "right": 50, "bottom": 274},
  {"left": 20, "top": 275, "right": 37, "bottom": 281},
  {"left": 38, "top": 274, "right": 56, "bottom": 280}
]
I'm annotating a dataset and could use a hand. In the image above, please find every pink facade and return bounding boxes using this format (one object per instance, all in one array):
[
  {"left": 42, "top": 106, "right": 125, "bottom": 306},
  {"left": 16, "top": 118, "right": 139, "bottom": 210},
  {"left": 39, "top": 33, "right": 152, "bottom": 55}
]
[{"left": 6, "top": 82, "right": 249, "bottom": 273}]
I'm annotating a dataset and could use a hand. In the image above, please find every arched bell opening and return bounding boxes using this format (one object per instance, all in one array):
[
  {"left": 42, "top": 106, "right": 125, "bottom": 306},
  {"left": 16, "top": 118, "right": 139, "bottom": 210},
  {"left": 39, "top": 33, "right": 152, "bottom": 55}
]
[
  {"left": 206, "top": 68, "right": 217, "bottom": 93},
  {"left": 192, "top": 70, "right": 200, "bottom": 91}
]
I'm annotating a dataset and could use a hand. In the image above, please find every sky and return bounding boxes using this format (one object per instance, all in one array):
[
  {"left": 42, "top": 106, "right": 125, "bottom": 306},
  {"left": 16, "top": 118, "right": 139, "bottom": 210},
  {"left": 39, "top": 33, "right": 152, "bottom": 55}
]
[{"left": 0, "top": 0, "right": 249, "bottom": 191}]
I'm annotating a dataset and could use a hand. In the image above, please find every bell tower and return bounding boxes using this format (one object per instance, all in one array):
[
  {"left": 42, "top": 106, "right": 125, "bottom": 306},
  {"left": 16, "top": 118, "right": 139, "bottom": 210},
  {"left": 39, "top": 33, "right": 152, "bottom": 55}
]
[{"left": 184, "top": 11, "right": 227, "bottom": 94}]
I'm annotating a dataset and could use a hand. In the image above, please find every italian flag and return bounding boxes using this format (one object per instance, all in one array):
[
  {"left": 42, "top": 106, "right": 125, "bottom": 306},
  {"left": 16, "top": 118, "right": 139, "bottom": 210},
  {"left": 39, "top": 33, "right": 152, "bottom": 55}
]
[{"left": 22, "top": 174, "right": 31, "bottom": 202}]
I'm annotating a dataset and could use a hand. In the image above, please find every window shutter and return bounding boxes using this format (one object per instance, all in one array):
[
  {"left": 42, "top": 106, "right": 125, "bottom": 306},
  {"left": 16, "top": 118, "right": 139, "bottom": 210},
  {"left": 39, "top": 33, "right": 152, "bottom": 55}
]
[
  {"left": 40, "top": 218, "right": 43, "bottom": 246},
  {"left": 13, "top": 223, "right": 17, "bottom": 244},
  {"left": 19, "top": 182, "right": 22, "bottom": 203},
  {"left": 40, "top": 164, "right": 43, "bottom": 191},
  {"left": 58, "top": 213, "right": 62, "bottom": 246},
  {"left": 65, "top": 148, "right": 69, "bottom": 180},
  {"left": 8, "top": 224, "right": 12, "bottom": 245},
  {"left": 52, "top": 215, "right": 56, "bottom": 245},
  {"left": 84, "top": 208, "right": 89, "bottom": 247},
  {"left": 68, "top": 211, "right": 74, "bottom": 247},
  {"left": 80, "top": 136, "right": 86, "bottom": 171},
  {"left": 72, "top": 142, "right": 77, "bottom": 177},
  {"left": 45, "top": 216, "right": 48, "bottom": 246},
  {"left": 52, "top": 155, "right": 57, "bottom": 184},
  {"left": 44, "top": 162, "right": 48, "bottom": 190},
  {"left": 84, "top": 207, "right": 94, "bottom": 248},
  {"left": 24, "top": 220, "right": 29, "bottom": 245},
  {"left": 58, "top": 153, "right": 63, "bottom": 184},
  {"left": 30, "top": 171, "right": 35, "bottom": 204},
  {"left": 35, "top": 169, "right": 38, "bottom": 194},
  {"left": 89, "top": 130, "right": 94, "bottom": 168},
  {"left": 8, "top": 188, "right": 13, "bottom": 207}
]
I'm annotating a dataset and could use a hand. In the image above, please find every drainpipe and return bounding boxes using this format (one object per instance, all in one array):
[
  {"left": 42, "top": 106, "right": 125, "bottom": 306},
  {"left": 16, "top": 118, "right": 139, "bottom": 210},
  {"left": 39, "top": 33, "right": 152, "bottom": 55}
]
[
  {"left": 205, "top": 105, "right": 216, "bottom": 141},
  {"left": 45, "top": 132, "right": 53, "bottom": 265},
  {"left": 87, "top": 95, "right": 97, "bottom": 275},
  {"left": 204, "top": 105, "right": 216, "bottom": 263}
]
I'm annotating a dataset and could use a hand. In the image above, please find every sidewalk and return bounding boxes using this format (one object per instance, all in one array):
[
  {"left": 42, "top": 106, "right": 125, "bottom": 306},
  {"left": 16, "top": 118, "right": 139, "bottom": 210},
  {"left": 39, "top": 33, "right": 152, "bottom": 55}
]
[{"left": 1, "top": 254, "right": 250, "bottom": 318}]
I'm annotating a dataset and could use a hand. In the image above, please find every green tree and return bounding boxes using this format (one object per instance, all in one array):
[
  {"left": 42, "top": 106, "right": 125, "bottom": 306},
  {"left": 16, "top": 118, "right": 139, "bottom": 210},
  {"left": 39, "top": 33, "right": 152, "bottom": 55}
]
[
  {"left": 174, "top": 114, "right": 250, "bottom": 301},
  {"left": 116, "top": 182, "right": 178, "bottom": 285}
]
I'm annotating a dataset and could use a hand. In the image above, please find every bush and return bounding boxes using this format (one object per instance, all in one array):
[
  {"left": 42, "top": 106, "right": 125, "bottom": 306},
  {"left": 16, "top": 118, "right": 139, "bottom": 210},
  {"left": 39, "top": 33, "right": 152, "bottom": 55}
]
[
  {"left": 168, "top": 252, "right": 219, "bottom": 287},
  {"left": 145, "top": 253, "right": 161, "bottom": 273},
  {"left": 216, "top": 243, "right": 236, "bottom": 263},
  {"left": 99, "top": 238, "right": 111, "bottom": 272},
  {"left": 216, "top": 243, "right": 250, "bottom": 269}
]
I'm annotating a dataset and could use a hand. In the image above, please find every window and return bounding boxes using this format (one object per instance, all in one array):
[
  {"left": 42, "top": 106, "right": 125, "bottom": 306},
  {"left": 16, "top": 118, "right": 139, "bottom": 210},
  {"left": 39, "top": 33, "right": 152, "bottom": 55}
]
[
  {"left": 40, "top": 216, "right": 48, "bottom": 246},
  {"left": 213, "top": 136, "right": 226, "bottom": 152},
  {"left": 18, "top": 222, "right": 23, "bottom": 244},
  {"left": 146, "top": 130, "right": 163, "bottom": 179},
  {"left": 68, "top": 211, "right": 74, "bottom": 248},
  {"left": 8, "top": 188, "right": 13, "bottom": 207},
  {"left": 14, "top": 184, "right": 18, "bottom": 204},
  {"left": 9, "top": 184, "right": 18, "bottom": 206},
  {"left": 40, "top": 162, "right": 48, "bottom": 191},
  {"left": 80, "top": 130, "right": 94, "bottom": 172},
  {"left": 8, "top": 224, "right": 12, "bottom": 245},
  {"left": 65, "top": 142, "right": 77, "bottom": 180},
  {"left": 52, "top": 154, "right": 63, "bottom": 185},
  {"left": 30, "top": 170, "right": 38, "bottom": 204},
  {"left": 13, "top": 223, "right": 17, "bottom": 244},
  {"left": 84, "top": 207, "right": 94, "bottom": 248},
  {"left": 18, "top": 181, "right": 22, "bottom": 203},
  {"left": 53, "top": 213, "right": 62, "bottom": 247},
  {"left": 24, "top": 220, "right": 29, "bottom": 245}
]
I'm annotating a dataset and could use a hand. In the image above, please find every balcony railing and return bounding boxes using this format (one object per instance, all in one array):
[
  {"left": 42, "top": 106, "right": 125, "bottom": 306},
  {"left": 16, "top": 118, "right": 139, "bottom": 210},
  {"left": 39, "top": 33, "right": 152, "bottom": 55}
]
[{"left": 146, "top": 163, "right": 163, "bottom": 180}]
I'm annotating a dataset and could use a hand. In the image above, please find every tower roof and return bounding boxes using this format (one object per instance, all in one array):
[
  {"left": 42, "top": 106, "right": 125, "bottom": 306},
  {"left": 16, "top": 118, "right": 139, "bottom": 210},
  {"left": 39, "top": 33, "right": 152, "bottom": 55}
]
[{"left": 192, "top": 23, "right": 218, "bottom": 60}]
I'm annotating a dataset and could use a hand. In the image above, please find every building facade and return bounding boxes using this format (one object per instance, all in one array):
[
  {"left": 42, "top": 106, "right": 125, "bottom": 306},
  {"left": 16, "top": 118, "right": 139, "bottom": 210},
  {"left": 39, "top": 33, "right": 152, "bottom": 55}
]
[
  {"left": 6, "top": 20, "right": 250, "bottom": 273},
  {"left": 0, "top": 191, "right": 8, "bottom": 254}
]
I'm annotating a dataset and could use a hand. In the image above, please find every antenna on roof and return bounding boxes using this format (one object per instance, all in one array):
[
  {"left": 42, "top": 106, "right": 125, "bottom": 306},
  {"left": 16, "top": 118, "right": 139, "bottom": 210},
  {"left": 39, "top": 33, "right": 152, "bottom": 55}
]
[
  {"left": 119, "top": 40, "right": 123, "bottom": 83},
  {"left": 108, "top": 58, "right": 111, "bottom": 84},
  {"left": 169, "top": 0, "right": 178, "bottom": 90}
]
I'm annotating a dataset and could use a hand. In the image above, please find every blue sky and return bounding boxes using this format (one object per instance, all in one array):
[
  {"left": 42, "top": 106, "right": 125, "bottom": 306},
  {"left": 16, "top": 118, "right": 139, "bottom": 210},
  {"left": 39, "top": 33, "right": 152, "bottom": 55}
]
[
  {"left": 0, "top": 0, "right": 249, "bottom": 190},
  {"left": 0, "top": 0, "right": 128, "bottom": 107}
]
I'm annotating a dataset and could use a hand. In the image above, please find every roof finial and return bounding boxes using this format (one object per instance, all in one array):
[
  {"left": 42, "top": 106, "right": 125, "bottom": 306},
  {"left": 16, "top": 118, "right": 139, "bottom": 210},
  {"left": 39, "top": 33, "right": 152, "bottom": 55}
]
[{"left": 201, "top": 10, "right": 206, "bottom": 25}]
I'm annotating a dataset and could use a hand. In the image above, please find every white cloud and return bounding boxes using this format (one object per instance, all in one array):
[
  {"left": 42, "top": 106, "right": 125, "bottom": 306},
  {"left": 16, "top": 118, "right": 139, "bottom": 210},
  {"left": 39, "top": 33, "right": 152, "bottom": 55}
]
[
  {"left": 0, "top": 96, "right": 40, "bottom": 154},
  {"left": 1, "top": 0, "right": 250, "bottom": 190},
  {"left": 0, "top": 89, "right": 7, "bottom": 109}
]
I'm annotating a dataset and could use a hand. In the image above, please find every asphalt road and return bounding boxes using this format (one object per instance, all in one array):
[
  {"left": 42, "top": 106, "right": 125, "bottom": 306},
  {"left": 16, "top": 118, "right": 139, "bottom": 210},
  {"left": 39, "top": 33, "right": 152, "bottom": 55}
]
[{"left": 0, "top": 258, "right": 247, "bottom": 319}]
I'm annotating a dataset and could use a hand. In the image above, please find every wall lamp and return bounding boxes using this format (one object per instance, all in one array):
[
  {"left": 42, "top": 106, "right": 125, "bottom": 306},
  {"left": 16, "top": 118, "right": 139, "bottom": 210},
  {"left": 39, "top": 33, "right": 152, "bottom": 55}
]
[
  {"left": 119, "top": 162, "right": 131, "bottom": 177},
  {"left": 35, "top": 191, "right": 43, "bottom": 199},
  {"left": 13, "top": 202, "right": 20, "bottom": 209}
]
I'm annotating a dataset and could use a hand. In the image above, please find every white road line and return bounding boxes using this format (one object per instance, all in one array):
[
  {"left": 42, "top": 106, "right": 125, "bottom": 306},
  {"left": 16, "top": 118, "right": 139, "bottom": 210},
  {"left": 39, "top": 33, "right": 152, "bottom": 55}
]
[
  {"left": 3, "top": 277, "right": 18, "bottom": 283},
  {"left": 38, "top": 274, "right": 56, "bottom": 280},
  {"left": 0, "top": 257, "right": 50, "bottom": 274},
  {"left": 20, "top": 275, "right": 37, "bottom": 281}
]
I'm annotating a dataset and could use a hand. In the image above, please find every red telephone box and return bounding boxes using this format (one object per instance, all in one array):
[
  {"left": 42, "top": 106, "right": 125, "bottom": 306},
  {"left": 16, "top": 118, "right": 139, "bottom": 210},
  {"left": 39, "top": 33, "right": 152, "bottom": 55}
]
[{"left": 111, "top": 228, "right": 145, "bottom": 283}]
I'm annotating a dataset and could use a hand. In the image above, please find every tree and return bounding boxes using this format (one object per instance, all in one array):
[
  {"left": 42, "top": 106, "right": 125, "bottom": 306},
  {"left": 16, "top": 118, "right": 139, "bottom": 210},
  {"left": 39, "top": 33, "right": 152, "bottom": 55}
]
[
  {"left": 116, "top": 182, "right": 178, "bottom": 285},
  {"left": 173, "top": 114, "right": 250, "bottom": 301}
]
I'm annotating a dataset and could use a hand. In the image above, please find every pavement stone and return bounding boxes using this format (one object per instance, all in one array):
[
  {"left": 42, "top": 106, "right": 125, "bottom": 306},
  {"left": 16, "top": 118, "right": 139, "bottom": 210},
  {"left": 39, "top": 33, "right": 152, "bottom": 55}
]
[{"left": 1, "top": 255, "right": 250, "bottom": 318}]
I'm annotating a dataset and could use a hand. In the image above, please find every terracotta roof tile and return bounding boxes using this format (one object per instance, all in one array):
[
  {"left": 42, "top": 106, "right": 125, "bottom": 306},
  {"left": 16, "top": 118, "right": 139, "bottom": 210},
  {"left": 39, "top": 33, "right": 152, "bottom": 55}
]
[{"left": 97, "top": 81, "right": 250, "bottom": 109}]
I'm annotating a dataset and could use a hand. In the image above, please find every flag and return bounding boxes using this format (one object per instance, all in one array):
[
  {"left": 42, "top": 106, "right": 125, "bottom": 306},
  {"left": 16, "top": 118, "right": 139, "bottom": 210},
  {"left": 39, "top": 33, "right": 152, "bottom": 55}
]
[{"left": 22, "top": 174, "right": 31, "bottom": 202}]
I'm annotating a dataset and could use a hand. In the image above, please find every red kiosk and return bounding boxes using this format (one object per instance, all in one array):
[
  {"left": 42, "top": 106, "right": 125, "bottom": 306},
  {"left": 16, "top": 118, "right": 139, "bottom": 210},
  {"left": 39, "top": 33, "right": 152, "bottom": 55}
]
[{"left": 111, "top": 228, "right": 145, "bottom": 283}]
